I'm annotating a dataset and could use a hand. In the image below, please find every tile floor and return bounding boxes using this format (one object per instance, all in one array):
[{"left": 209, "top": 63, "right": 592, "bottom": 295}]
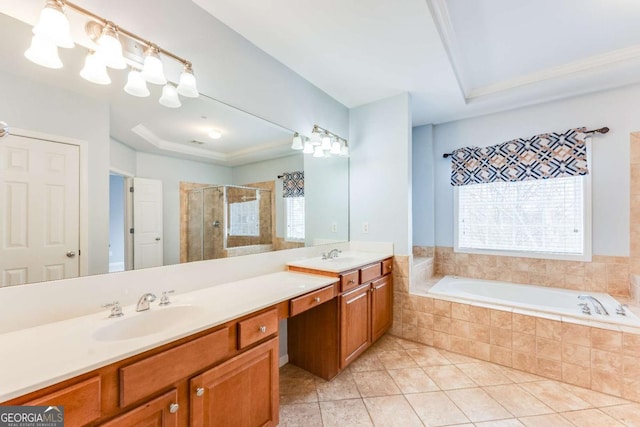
[{"left": 278, "top": 334, "right": 640, "bottom": 426}]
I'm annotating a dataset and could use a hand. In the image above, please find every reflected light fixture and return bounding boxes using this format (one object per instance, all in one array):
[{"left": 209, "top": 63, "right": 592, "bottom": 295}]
[
  {"left": 124, "top": 68, "right": 150, "bottom": 97},
  {"left": 24, "top": 34, "right": 63, "bottom": 69},
  {"left": 309, "top": 126, "right": 322, "bottom": 146},
  {"left": 291, "top": 132, "right": 303, "bottom": 150},
  {"left": 32, "top": 0, "right": 74, "bottom": 48},
  {"left": 330, "top": 139, "right": 341, "bottom": 155},
  {"left": 159, "top": 84, "right": 181, "bottom": 108},
  {"left": 208, "top": 129, "right": 222, "bottom": 139},
  {"left": 177, "top": 63, "right": 199, "bottom": 98},
  {"left": 303, "top": 141, "right": 314, "bottom": 154},
  {"left": 321, "top": 131, "right": 331, "bottom": 150},
  {"left": 296, "top": 124, "right": 349, "bottom": 158},
  {"left": 79, "top": 50, "right": 111, "bottom": 85},
  {"left": 313, "top": 145, "right": 324, "bottom": 158},
  {"left": 142, "top": 44, "right": 167, "bottom": 85},
  {"left": 96, "top": 22, "right": 126, "bottom": 69}
]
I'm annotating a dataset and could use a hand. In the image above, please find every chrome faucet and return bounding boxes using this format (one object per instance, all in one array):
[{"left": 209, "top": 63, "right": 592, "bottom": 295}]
[
  {"left": 136, "top": 293, "right": 157, "bottom": 312},
  {"left": 578, "top": 295, "right": 609, "bottom": 316},
  {"left": 327, "top": 249, "right": 341, "bottom": 259}
]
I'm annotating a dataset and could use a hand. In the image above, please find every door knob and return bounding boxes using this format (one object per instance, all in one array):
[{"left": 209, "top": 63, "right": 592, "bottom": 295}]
[
  {"left": 155, "top": 237, "right": 161, "bottom": 241},
  {"left": 196, "top": 387, "right": 205, "bottom": 397},
  {"left": 66, "top": 251, "right": 76, "bottom": 258},
  {"left": 169, "top": 403, "right": 179, "bottom": 413}
]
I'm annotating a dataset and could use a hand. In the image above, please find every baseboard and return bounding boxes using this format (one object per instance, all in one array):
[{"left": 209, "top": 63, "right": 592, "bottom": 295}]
[{"left": 279, "top": 354, "right": 289, "bottom": 367}]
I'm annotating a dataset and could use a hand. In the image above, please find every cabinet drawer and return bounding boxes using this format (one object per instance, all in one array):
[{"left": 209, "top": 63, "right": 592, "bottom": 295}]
[
  {"left": 290, "top": 284, "right": 336, "bottom": 317},
  {"left": 382, "top": 258, "right": 393, "bottom": 276},
  {"left": 26, "top": 376, "right": 101, "bottom": 427},
  {"left": 238, "top": 309, "right": 278, "bottom": 349},
  {"left": 120, "top": 327, "right": 230, "bottom": 407},
  {"left": 340, "top": 270, "right": 360, "bottom": 293},
  {"left": 360, "top": 262, "right": 382, "bottom": 283}
]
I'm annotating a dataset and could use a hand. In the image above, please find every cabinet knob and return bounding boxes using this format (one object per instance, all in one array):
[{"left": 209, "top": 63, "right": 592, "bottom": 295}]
[
  {"left": 313, "top": 297, "right": 321, "bottom": 303},
  {"left": 169, "top": 403, "right": 179, "bottom": 414},
  {"left": 259, "top": 325, "right": 267, "bottom": 333},
  {"left": 370, "top": 288, "right": 375, "bottom": 293},
  {"left": 348, "top": 279, "right": 355, "bottom": 284},
  {"left": 196, "top": 387, "right": 205, "bottom": 397}
]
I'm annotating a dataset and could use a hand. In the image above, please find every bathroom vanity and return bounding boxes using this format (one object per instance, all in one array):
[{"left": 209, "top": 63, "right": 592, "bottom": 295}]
[{"left": 0, "top": 253, "right": 393, "bottom": 427}]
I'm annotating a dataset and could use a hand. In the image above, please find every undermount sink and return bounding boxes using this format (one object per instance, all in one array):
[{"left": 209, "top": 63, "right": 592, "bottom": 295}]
[{"left": 93, "top": 305, "right": 208, "bottom": 342}]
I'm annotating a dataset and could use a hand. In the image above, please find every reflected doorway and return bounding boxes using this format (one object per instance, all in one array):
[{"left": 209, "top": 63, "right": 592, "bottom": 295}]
[{"left": 109, "top": 172, "right": 133, "bottom": 273}]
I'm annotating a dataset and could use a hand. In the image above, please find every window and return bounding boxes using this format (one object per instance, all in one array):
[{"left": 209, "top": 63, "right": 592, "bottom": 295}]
[
  {"left": 228, "top": 200, "right": 259, "bottom": 236},
  {"left": 455, "top": 175, "right": 591, "bottom": 260},
  {"left": 285, "top": 197, "right": 305, "bottom": 241}
]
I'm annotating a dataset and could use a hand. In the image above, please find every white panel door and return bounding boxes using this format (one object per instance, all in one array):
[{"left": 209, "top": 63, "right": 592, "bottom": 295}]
[
  {"left": 0, "top": 135, "right": 80, "bottom": 286},
  {"left": 133, "top": 177, "right": 163, "bottom": 269}
]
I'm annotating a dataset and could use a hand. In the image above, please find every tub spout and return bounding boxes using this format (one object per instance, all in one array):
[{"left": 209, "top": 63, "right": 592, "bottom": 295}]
[{"left": 578, "top": 295, "right": 609, "bottom": 316}]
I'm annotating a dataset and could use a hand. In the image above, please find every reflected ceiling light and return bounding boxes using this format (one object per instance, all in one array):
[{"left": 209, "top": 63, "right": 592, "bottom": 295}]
[
  {"left": 177, "top": 63, "right": 199, "bottom": 98},
  {"left": 142, "top": 45, "right": 167, "bottom": 85},
  {"left": 124, "top": 68, "right": 150, "bottom": 97},
  {"left": 291, "top": 132, "right": 303, "bottom": 150},
  {"left": 32, "top": 0, "right": 74, "bottom": 48},
  {"left": 96, "top": 22, "right": 126, "bottom": 69},
  {"left": 24, "top": 34, "right": 63, "bottom": 69},
  {"left": 313, "top": 145, "right": 325, "bottom": 158},
  {"left": 208, "top": 129, "right": 222, "bottom": 139},
  {"left": 80, "top": 50, "right": 111, "bottom": 85},
  {"left": 159, "top": 84, "right": 181, "bottom": 108},
  {"left": 303, "top": 141, "right": 314, "bottom": 154},
  {"left": 321, "top": 131, "right": 331, "bottom": 150}
]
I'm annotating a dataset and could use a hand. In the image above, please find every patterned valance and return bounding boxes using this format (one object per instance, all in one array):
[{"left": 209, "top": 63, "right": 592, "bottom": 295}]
[
  {"left": 282, "top": 171, "right": 304, "bottom": 197},
  {"left": 450, "top": 127, "right": 589, "bottom": 186}
]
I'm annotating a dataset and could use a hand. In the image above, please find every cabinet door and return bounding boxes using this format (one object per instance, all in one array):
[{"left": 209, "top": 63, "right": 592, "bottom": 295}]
[
  {"left": 340, "top": 283, "right": 371, "bottom": 368},
  {"left": 371, "top": 275, "right": 393, "bottom": 342},
  {"left": 100, "top": 389, "right": 178, "bottom": 427},
  {"left": 190, "top": 337, "right": 279, "bottom": 427}
]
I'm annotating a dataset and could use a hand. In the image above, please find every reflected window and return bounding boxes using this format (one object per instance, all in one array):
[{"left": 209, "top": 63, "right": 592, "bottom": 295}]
[
  {"left": 229, "top": 199, "right": 259, "bottom": 236},
  {"left": 285, "top": 197, "right": 305, "bottom": 241}
]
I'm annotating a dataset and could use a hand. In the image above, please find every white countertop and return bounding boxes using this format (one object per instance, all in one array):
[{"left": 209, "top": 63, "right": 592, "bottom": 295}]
[
  {"left": 0, "top": 271, "right": 337, "bottom": 402},
  {"left": 287, "top": 251, "right": 392, "bottom": 273}
]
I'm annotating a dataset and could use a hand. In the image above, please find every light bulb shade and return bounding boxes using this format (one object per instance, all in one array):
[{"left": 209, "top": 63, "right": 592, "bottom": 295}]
[
  {"left": 310, "top": 129, "right": 322, "bottom": 146},
  {"left": 80, "top": 51, "right": 111, "bottom": 85},
  {"left": 340, "top": 145, "right": 349, "bottom": 157},
  {"left": 303, "top": 141, "right": 314, "bottom": 154},
  {"left": 177, "top": 67, "right": 199, "bottom": 98},
  {"left": 33, "top": 2, "right": 74, "bottom": 48},
  {"left": 159, "top": 84, "right": 181, "bottom": 108},
  {"left": 313, "top": 146, "right": 324, "bottom": 158},
  {"left": 291, "top": 133, "right": 303, "bottom": 150},
  {"left": 142, "top": 48, "right": 167, "bottom": 85},
  {"left": 24, "top": 34, "right": 62, "bottom": 69},
  {"left": 321, "top": 135, "right": 332, "bottom": 150},
  {"left": 330, "top": 140, "right": 341, "bottom": 154},
  {"left": 96, "top": 24, "right": 126, "bottom": 69},
  {"left": 124, "top": 69, "right": 150, "bottom": 97}
]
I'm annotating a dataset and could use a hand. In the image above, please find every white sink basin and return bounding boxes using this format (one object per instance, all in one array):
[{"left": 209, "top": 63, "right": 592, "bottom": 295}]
[{"left": 93, "top": 305, "right": 208, "bottom": 341}]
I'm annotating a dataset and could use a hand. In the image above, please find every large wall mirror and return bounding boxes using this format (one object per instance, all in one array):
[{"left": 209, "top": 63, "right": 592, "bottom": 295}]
[{"left": 0, "top": 10, "right": 349, "bottom": 287}]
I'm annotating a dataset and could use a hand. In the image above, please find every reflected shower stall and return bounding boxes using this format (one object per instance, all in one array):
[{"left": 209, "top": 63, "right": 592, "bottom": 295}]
[{"left": 186, "top": 185, "right": 273, "bottom": 261}]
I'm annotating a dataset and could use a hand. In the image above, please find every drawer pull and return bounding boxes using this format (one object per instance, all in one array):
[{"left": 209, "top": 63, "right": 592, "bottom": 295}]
[
  {"left": 259, "top": 325, "right": 267, "bottom": 333},
  {"left": 169, "top": 403, "right": 179, "bottom": 414},
  {"left": 313, "top": 297, "right": 321, "bottom": 303},
  {"left": 196, "top": 387, "right": 205, "bottom": 397},
  {"left": 348, "top": 279, "right": 355, "bottom": 284}
]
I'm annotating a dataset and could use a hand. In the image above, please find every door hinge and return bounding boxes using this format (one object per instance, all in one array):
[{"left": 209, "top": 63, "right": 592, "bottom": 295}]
[{"left": 129, "top": 228, "right": 134, "bottom": 234}]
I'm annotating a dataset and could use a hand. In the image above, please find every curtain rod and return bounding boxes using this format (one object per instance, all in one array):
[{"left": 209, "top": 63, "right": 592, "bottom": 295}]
[{"left": 441, "top": 126, "right": 609, "bottom": 159}]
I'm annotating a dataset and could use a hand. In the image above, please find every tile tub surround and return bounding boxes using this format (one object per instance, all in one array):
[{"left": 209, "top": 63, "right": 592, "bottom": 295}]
[{"left": 279, "top": 334, "right": 640, "bottom": 427}]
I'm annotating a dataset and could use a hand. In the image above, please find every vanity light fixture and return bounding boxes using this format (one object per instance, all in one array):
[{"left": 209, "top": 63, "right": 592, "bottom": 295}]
[
  {"left": 295, "top": 124, "right": 349, "bottom": 158},
  {"left": 291, "top": 132, "right": 303, "bottom": 150},
  {"left": 330, "top": 138, "right": 341, "bottom": 155},
  {"left": 309, "top": 126, "right": 322, "bottom": 146},
  {"left": 302, "top": 140, "right": 314, "bottom": 154},
  {"left": 24, "top": 0, "right": 199, "bottom": 107},
  {"left": 321, "top": 131, "right": 332, "bottom": 150},
  {"left": 313, "top": 145, "right": 325, "bottom": 158}
]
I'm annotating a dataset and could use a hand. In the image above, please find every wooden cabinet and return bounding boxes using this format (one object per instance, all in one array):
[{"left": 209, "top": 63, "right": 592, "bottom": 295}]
[
  {"left": 101, "top": 389, "right": 178, "bottom": 427},
  {"left": 371, "top": 275, "right": 393, "bottom": 342},
  {"left": 190, "top": 338, "right": 279, "bottom": 427},
  {"left": 340, "top": 284, "right": 371, "bottom": 368}
]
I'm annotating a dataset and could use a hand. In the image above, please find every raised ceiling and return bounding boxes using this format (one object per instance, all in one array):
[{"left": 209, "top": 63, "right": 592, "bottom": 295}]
[{"left": 193, "top": 0, "right": 640, "bottom": 125}]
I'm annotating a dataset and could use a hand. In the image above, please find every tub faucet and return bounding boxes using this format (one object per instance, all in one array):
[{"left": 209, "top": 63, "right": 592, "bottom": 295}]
[
  {"left": 578, "top": 295, "right": 609, "bottom": 316},
  {"left": 322, "top": 249, "right": 342, "bottom": 259},
  {"left": 136, "top": 293, "right": 157, "bottom": 312}
]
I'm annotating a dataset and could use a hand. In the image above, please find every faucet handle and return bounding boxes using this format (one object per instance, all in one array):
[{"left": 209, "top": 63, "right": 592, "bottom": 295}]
[
  {"left": 102, "top": 301, "right": 124, "bottom": 318},
  {"left": 578, "top": 302, "right": 591, "bottom": 315},
  {"left": 616, "top": 304, "right": 628, "bottom": 316},
  {"left": 321, "top": 253, "right": 328, "bottom": 260},
  {"left": 159, "top": 290, "right": 175, "bottom": 306}
]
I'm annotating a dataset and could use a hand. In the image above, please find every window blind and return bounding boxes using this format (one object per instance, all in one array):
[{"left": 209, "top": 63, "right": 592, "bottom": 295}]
[{"left": 285, "top": 197, "right": 305, "bottom": 241}]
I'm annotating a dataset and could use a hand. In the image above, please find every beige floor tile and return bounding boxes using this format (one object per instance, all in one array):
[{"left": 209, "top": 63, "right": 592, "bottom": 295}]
[
  {"left": 315, "top": 370, "right": 361, "bottom": 401},
  {"left": 387, "top": 367, "right": 439, "bottom": 393},
  {"left": 280, "top": 389, "right": 318, "bottom": 405},
  {"left": 484, "top": 384, "right": 553, "bottom": 417},
  {"left": 518, "top": 414, "right": 575, "bottom": 427},
  {"left": 319, "top": 398, "right": 373, "bottom": 427},
  {"left": 395, "top": 337, "right": 425, "bottom": 350},
  {"left": 499, "top": 366, "right": 545, "bottom": 383},
  {"left": 446, "top": 387, "right": 513, "bottom": 422},
  {"left": 376, "top": 350, "right": 419, "bottom": 370},
  {"left": 280, "top": 365, "right": 319, "bottom": 404},
  {"left": 475, "top": 419, "right": 525, "bottom": 427},
  {"left": 423, "top": 365, "right": 477, "bottom": 390},
  {"left": 349, "top": 350, "right": 385, "bottom": 372},
  {"left": 352, "top": 370, "right": 402, "bottom": 397},
  {"left": 405, "top": 391, "right": 470, "bottom": 426},
  {"left": 456, "top": 362, "right": 512, "bottom": 386},
  {"left": 369, "top": 335, "right": 404, "bottom": 352},
  {"left": 279, "top": 403, "right": 323, "bottom": 427},
  {"left": 439, "top": 349, "right": 479, "bottom": 364},
  {"left": 406, "top": 346, "right": 452, "bottom": 366},
  {"left": 559, "top": 382, "right": 631, "bottom": 407},
  {"left": 601, "top": 403, "right": 640, "bottom": 426},
  {"left": 363, "top": 395, "right": 423, "bottom": 427},
  {"left": 560, "top": 408, "right": 625, "bottom": 426},
  {"left": 523, "top": 380, "right": 592, "bottom": 412}
]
